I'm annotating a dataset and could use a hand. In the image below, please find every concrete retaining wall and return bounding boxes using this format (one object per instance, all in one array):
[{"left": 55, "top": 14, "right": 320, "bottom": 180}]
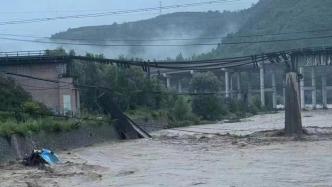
[{"left": 0, "top": 124, "right": 120, "bottom": 163}]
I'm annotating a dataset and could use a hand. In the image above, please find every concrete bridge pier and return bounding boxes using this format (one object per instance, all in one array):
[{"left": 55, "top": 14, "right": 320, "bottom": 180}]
[
  {"left": 299, "top": 67, "right": 305, "bottom": 109},
  {"left": 271, "top": 71, "right": 277, "bottom": 109},
  {"left": 236, "top": 72, "right": 241, "bottom": 100},
  {"left": 223, "top": 68, "right": 230, "bottom": 98},
  {"left": 283, "top": 85, "right": 286, "bottom": 107},
  {"left": 311, "top": 67, "right": 317, "bottom": 109},
  {"left": 259, "top": 63, "right": 265, "bottom": 107},
  {"left": 284, "top": 71, "right": 303, "bottom": 135},
  {"left": 230, "top": 72, "right": 234, "bottom": 98},
  {"left": 163, "top": 73, "right": 171, "bottom": 89},
  {"left": 177, "top": 80, "right": 183, "bottom": 93},
  {"left": 321, "top": 69, "right": 328, "bottom": 109},
  {"left": 247, "top": 72, "right": 252, "bottom": 106}
]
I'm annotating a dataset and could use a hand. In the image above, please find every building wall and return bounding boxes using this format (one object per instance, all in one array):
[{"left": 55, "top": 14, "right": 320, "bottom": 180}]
[{"left": 0, "top": 63, "right": 80, "bottom": 115}]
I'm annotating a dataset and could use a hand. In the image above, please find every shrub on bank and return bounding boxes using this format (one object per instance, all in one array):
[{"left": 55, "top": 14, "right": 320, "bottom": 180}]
[
  {"left": 0, "top": 115, "right": 111, "bottom": 138},
  {"left": 167, "top": 96, "right": 200, "bottom": 128}
]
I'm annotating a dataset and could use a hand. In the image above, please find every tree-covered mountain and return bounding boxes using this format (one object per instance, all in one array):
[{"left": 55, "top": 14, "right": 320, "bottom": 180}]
[
  {"left": 52, "top": 0, "right": 332, "bottom": 59},
  {"left": 51, "top": 11, "right": 249, "bottom": 43},
  {"left": 199, "top": 0, "right": 332, "bottom": 58}
]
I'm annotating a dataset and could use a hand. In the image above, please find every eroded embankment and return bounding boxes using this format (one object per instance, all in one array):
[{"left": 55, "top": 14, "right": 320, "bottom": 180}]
[{"left": 0, "top": 124, "right": 120, "bottom": 163}]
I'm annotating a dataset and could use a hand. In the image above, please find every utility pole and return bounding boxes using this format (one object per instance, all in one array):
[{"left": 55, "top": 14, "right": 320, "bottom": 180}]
[{"left": 159, "top": 1, "right": 162, "bottom": 15}]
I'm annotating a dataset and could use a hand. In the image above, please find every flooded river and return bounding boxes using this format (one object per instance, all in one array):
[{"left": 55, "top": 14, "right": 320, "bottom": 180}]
[{"left": 1, "top": 111, "right": 332, "bottom": 187}]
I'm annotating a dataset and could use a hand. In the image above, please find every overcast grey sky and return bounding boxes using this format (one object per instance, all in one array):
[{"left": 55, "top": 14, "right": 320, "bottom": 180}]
[{"left": 0, "top": 0, "right": 259, "bottom": 36}]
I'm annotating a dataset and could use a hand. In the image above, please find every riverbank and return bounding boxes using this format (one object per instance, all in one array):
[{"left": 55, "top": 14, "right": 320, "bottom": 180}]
[{"left": 0, "top": 124, "right": 119, "bottom": 163}]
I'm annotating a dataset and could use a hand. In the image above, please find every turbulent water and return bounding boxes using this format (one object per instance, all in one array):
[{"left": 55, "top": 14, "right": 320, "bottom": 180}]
[{"left": 1, "top": 111, "right": 332, "bottom": 187}]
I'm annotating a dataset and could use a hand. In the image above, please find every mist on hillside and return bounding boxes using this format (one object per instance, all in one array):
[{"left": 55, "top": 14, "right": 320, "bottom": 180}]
[{"left": 1, "top": 20, "right": 239, "bottom": 60}]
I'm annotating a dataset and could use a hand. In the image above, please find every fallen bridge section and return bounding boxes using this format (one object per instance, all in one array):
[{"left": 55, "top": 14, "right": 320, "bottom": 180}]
[{"left": 98, "top": 94, "right": 151, "bottom": 139}]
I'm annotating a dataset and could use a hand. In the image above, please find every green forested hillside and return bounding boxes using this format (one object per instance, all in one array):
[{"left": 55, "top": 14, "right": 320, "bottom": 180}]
[
  {"left": 51, "top": 11, "right": 249, "bottom": 43},
  {"left": 52, "top": 0, "right": 332, "bottom": 59},
  {"left": 200, "top": 0, "right": 332, "bottom": 58}
]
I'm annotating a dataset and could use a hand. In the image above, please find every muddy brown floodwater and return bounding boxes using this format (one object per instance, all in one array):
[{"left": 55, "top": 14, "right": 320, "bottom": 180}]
[{"left": 1, "top": 111, "right": 332, "bottom": 187}]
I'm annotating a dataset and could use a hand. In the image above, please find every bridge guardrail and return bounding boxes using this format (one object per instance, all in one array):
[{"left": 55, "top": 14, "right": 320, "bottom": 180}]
[
  {"left": 0, "top": 50, "right": 68, "bottom": 58},
  {"left": 0, "top": 50, "right": 47, "bottom": 58}
]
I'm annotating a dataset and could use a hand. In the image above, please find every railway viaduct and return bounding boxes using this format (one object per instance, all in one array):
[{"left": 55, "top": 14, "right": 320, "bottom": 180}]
[{"left": 156, "top": 49, "right": 332, "bottom": 111}]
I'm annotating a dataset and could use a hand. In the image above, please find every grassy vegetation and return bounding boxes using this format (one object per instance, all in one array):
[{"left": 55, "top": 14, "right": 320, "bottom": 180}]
[
  {"left": 0, "top": 118, "right": 77, "bottom": 137},
  {"left": 0, "top": 112, "right": 111, "bottom": 138},
  {"left": 126, "top": 107, "right": 168, "bottom": 122}
]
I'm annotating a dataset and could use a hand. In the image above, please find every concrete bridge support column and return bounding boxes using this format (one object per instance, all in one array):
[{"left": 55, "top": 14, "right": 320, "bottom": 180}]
[
  {"left": 299, "top": 67, "right": 305, "bottom": 109},
  {"left": 230, "top": 73, "right": 234, "bottom": 98},
  {"left": 190, "top": 70, "right": 195, "bottom": 76},
  {"left": 247, "top": 72, "right": 252, "bottom": 106},
  {"left": 163, "top": 73, "right": 171, "bottom": 89},
  {"left": 224, "top": 69, "right": 230, "bottom": 98},
  {"left": 283, "top": 86, "right": 286, "bottom": 107},
  {"left": 322, "top": 70, "right": 328, "bottom": 109},
  {"left": 311, "top": 67, "right": 317, "bottom": 109},
  {"left": 285, "top": 72, "right": 303, "bottom": 135},
  {"left": 167, "top": 77, "right": 171, "bottom": 89},
  {"left": 190, "top": 70, "right": 195, "bottom": 93},
  {"left": 259, "top": 64, "right": 265, "bottom": 107},
  {"left": 177, "top": 80, "right": 183, "bottom": 93},
  {"left": 236, "top": 72, "right": 241, "bottom": 100},
  {"left": 272, "top": 71, "right": 277, "bottom": 109}
]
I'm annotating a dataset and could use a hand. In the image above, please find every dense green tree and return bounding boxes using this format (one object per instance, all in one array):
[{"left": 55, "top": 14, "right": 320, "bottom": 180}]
[
  {"left": 71, "top": 57, "right": 169, "bottom": 113},
  {"left": 0, "top": 77, "right": 30, "bottom": 110},
  {"left": 175, "top": 53, "right": 185, "bottom": 61},
  {"left": 190, "top": 72, "right": 224, "bottom": 120},
  {"left": 170, "top": 96, "right": 192, "bottom": 121}
]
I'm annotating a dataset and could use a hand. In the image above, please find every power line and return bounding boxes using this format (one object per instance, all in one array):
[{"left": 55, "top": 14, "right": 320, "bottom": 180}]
[
  {"left": 0, "top": 32, "right": 223, "bottom": 42},
  {"left": 0, "top": 47, "right": 290, "bottom": 70},
  {"left": 2, "top": 31, "right": 332, "bottom": 49},
  {"left": 53, "top": 27, "right": 332, "bottom": 42},
  {"left": 2, "top": 34, "right": 332, "bottom": 48},
  {"left": 0, "top": 0, "right": 240, "bottom": 26},
  {"left": 0, "top": 37, "right": 220, "bottom": 47},
  {"left": 1, "top": 70, "right": 236, "bottom": 96},
  {"left": 229, "top": 28, "right": 332, "bottom": 39},
  {"left": 222, "top": 34, "right": 332, "bottom": 45},
  {"left": 18, "top": 83, "right": 73, "bottom": 91},
  {"left": 3, "top": 26, "right": 332, "bottom": 44}
]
